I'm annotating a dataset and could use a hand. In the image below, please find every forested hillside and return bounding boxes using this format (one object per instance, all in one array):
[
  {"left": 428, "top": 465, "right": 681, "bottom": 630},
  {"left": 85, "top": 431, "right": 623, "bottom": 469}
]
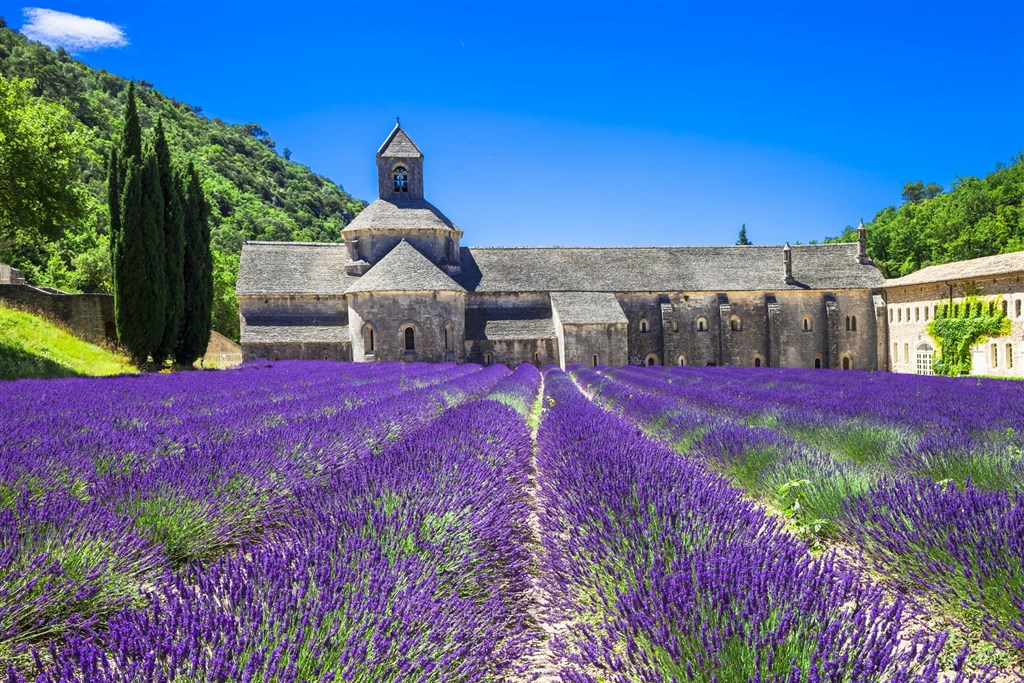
[
  {"left": 0, "top": 20, "right": 364, "bottom": 340},
  {"left": 826, "top": 156, "right": 1024, "bottom": 278}
]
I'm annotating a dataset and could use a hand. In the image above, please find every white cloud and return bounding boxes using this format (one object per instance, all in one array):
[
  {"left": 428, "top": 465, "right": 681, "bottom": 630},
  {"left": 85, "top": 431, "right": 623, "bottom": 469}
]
[{"left": 21, "top": 7, "right": 128, "bottom": 52}]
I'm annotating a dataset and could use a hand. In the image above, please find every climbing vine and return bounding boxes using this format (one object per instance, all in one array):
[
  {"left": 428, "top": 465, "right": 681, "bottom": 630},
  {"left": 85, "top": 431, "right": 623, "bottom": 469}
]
[{"left": 928, "top": 296, "right": 1010, "bottom": 376}]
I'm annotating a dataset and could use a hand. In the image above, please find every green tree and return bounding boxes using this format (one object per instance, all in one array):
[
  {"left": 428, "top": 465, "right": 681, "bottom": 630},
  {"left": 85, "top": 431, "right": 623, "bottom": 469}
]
[
  {"left": 176, "top": 162, "right": 213, "bottom": 365},
  {"left": 111, "top": 84, "right": 167, "bottom": 365},
  {"left": 154, "top": 117, "right": 185, "bottom": 362},
  {"left": 0, "top": 76, "right": 89, "bottom": 248},
  {"left": 736, "top": 223, "right": 752, "bottom": 245}
]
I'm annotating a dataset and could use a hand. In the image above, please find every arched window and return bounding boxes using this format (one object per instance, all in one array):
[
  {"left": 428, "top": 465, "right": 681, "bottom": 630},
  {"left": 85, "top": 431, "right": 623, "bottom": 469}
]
[
  {"left": 645, "top": 354, "right": 659, "bottom": 366},
  {"left": 803, "top": 316, "right": 812, "bottom": 332},
  {"left": 677, "top": 355, "right": 686, "bottom": 366},
  {"left": 753, "top": 356, "right": 762, "bottom": 367},
  {"left": 592, "top": 354, "right": 599, "bottom": 367},
  {"left": 730, "top": 315, "right": 742, "bottom": 332},
  {"left": 484, "top": 352, "right": 493, "bottom": 366},
  {"left": 363, "top": 324, "right": 376, "bottom": 354},
  {"left": 845, "top": 315, "right": 850, "bottom": 331},
  {"left": 915, "top": 307, "right": 920, "bottom": 322},
  {"left": 272, "top": 354, "right": 281, "bottom": 362},
  {"left": 897, "top": 308, "right": 902, "bottom": 322},
  {"left": 443, "top": 323, "right": 454, "bottom": 351},
  {"left": 393, "top": 165, "right": 408, "bottom": 192},
  {"left": 672, "top": 320, "right": 679, "bottom": 333},
  {"left": 893, "top": 342, "right": 899, "bottom": 362},
  {"left": 924, "top": 307, "right": 929, "bottom": 321},
  {"left": 916, "top": 343, "right": 934, "bottom": 375},
  {"left": 404, "top": 326, "right": 415, "bottom": 351},
  {"left": 889, "top": 309, "right": 893, "bottom": 323},
  {"left": 696, "top": 317, "right": 708, "bottom": 332},
  {"left": 842, "top": 356, "right": 851, "bottom": 370},
  {"left": 534, "top": 352, "right": 541, "bottom": 365},
  {"left": 639, "top": 318, "right": 650, "bottom": 333},
  {"left": 851, "top": 315, "right": 857, "bottom": 331},
  {"left": 814, "top": 356, "right": 822, "bottom": 369}
]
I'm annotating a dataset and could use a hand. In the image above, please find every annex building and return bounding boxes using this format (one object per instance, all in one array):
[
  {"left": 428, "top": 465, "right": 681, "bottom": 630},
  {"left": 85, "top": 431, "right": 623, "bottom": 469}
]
[{"left": 236, "top": 124, "right": 1023, "bottom": 375}]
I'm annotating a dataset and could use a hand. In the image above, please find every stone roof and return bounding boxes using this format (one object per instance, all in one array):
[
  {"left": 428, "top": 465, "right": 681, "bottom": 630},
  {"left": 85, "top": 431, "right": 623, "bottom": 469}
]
[
  {"left": 237, "top": 242, "right": 354, "bottom": 296},
  {"left": 465, "top": 307, "right": 555, "bottom": 340},
  {"left": 341, "top": 197, "right": 459, "bottom": 233},
  {"left": 346, "top": 240, "right": 465, "bottom": 294},
  {"left": 550, "top": 292, "right": 628, "bottom": 324},
  {"left": 243, "top": 324, "right": 351, "bottom": 344},
  {"left": 884, "top": 251, "right": 1024, "bottom": 288},
  {"left": 454, "top": 243, "right": 883, "bottom": 292},
  {"left": 377, "top": 124, "right": 423, "bottom": 158}
]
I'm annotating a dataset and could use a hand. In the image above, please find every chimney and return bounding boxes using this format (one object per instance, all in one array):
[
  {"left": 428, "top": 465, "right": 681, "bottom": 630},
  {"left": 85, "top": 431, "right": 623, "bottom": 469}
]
[
  {"left": 783, "top": 242, "right": 795, "bottom": 284},
  {"left": 856, "top": 218, "right": 870, "bottom": 264}
]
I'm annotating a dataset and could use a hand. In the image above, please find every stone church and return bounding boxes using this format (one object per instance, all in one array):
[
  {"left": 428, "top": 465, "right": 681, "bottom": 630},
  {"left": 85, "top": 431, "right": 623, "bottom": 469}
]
[{"left": 237, "top": 123, "right": 890, "bottom": 370}]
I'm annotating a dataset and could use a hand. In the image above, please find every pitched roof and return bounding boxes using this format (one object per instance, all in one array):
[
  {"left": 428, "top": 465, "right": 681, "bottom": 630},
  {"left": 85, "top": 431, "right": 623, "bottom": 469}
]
[
  {"left": 341, "top": 197, "right": 459, "bottom": 233},
  {"left": 550, "top": 292, "right": 628, "bottom": 324},
  {"left": 884, "top": 251, "right": 1024, "bottom": 288},
  {"left": 345, "top": 240, "right": 465, "bottom": 294},
  {"left": 242, "top": 324, "right": 350, "bottom": 345},
  {"left": 377, "top": 124, "right": 423, "bottom": 158},
  {"left": 237, "top": 242, "right": 354, "bottom": 296},
  {"left": 465, "top": 307, "right": 555, "bottom": 340},
  {"left": 454, "top": 243, "right": 883, "bottom": 293}
]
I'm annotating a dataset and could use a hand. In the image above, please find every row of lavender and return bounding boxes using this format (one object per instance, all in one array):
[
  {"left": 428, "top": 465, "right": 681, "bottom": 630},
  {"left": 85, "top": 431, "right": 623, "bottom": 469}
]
[
  {"left": 9, "top": 365, "right": 544, "bottom": 681},
  {"left": 2, "top": 362, "right": 1017, "bottom": 679},
  {"left": 535, "top": 369, "right": 968, "bottom": 681},
  {"left": 632, "top": 365, "right": 1024, "bottom": 486},
  {"left": 575, "top": 366, "right": 1024, "bottom": 660},
  {"left": 0, "top": 361, "right": 514, "bottom": 669}
]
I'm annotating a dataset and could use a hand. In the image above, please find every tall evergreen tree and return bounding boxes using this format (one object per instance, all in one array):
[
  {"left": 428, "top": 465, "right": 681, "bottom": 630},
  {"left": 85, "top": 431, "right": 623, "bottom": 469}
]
[
  {"left": 176, "top": 162, "right": 213, "bottom": 365},
  {"left": 106, "top": 147, "right": 121, "bottom": 294},
  {"left": 736, "top": 223, "right": 752, "bottom": 245},
  {"left": 154, "top": 117, "right": 184, "bottom": 362}
]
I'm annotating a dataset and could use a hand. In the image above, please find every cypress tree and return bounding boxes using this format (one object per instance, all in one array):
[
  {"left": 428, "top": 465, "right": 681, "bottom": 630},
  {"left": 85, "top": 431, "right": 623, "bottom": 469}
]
[
  {"left": 121, "top": 82, "right": 142, "bottom": 163},
  {"left": 176, "top": 162, "right": 213, "bottom": 365},
  {"left": 106, "top": 147, "right": 121, "bottom": 310},
  {"left": 154, "top": 118, "right": 184, "bottom": 362},
  {"left": 116, "top": 147, "right": 167, "bottom": 366}
]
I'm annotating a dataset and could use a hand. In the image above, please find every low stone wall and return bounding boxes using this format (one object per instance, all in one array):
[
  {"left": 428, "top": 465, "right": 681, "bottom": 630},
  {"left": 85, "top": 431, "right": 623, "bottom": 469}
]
[{"left": 0, "top": 284, "right": 115, "bottom": 346}]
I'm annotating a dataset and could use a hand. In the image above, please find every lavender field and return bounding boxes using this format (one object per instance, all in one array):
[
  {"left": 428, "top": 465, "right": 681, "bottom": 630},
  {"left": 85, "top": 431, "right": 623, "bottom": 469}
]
[{"left": 1, "top": 362, "right": 1022, "bottom": 681}]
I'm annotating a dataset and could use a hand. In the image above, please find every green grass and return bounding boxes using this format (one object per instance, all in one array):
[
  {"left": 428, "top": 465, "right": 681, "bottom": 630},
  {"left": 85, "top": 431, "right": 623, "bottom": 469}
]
[{"left": 0, "top": 306, "right": 136, "bottom": 379}]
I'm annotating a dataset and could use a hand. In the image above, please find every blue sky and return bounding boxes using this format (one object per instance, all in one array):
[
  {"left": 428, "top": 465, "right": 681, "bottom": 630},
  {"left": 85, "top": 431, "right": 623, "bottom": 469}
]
[{"left": 8, "top": 0, "right": 1024, "bottom": 247}]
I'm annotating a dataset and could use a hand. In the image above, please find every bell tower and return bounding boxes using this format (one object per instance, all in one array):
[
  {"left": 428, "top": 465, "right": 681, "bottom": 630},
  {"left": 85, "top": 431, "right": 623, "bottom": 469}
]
[{"left": 376, "top": 118, "right": 424, "bottom": 200}]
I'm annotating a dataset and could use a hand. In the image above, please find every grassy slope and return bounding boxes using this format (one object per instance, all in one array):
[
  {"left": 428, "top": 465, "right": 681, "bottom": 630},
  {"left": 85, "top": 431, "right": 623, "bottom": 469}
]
[{"left": 0, "top": 306, "right": 136, "bottom": 379}]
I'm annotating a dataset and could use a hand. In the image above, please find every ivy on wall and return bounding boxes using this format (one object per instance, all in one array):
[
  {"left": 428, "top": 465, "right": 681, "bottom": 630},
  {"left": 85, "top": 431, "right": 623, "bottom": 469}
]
[{"left": 928, "top": 296, "right": 1010, "bottom": 376}]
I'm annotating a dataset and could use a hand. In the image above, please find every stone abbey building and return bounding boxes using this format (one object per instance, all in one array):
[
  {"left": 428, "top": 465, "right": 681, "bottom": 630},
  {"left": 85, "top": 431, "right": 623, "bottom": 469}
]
[
  {"left": 237, "top": 124, "right": 1023, "bottom": 373},
  {"left": 238, "top": 124, "right": 889, "bottom": 370}
]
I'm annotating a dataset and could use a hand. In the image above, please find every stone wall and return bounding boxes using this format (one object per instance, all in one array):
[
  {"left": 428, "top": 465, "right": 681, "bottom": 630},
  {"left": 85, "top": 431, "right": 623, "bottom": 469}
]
[
  {"left": 884, "top": 275, "right": 1024, "bottom": 377},
  {"left": 0, "top": 284, "right": 114, "bottom": 346},
  {"left": 348, "top": 229, "right": 460, "bottom": 270},
  {"left": 243, "top": 342, "right": 352, "bottom": 362},
  {"left": 349, "top": 290, "right": 465, "bottom": 362},
  {"left": 632, "top": 289, "right": 880, "bottom": 370},
  {"left": 464, "top": 338, "right": 558, "bottom": 367}
]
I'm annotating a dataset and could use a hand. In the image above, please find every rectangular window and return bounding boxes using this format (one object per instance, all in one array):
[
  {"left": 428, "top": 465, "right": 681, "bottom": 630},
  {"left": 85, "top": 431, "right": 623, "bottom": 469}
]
[
  {"left": 889, "top": 309, "right": 894, "bottom": 322},
  {"left": 897, "top": 309, "right": 902, "bottom": 322},
  {"left": 916, "top": 350, "right": 933, "bottom": 376},
  {"left": 904, "top": 343, "right": 909, "bottom": 364},
  {"left": 893, "top": 342, "right": 899, "bottom": 361},
  {"left": 925, "top": 307, "right": 929, "bottom": 321},
  {"left": 915, "top": 307, "right": 919, "bottom": 322},
  {"left": 992, "top": 343, "right": 998, "bottom": 368},
  {"left": 1017, "top": 299, "right": 1022, "bottom": 318},
  {"left": 1007, "top": 344, "right": 1014, "bottom": 369}
]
